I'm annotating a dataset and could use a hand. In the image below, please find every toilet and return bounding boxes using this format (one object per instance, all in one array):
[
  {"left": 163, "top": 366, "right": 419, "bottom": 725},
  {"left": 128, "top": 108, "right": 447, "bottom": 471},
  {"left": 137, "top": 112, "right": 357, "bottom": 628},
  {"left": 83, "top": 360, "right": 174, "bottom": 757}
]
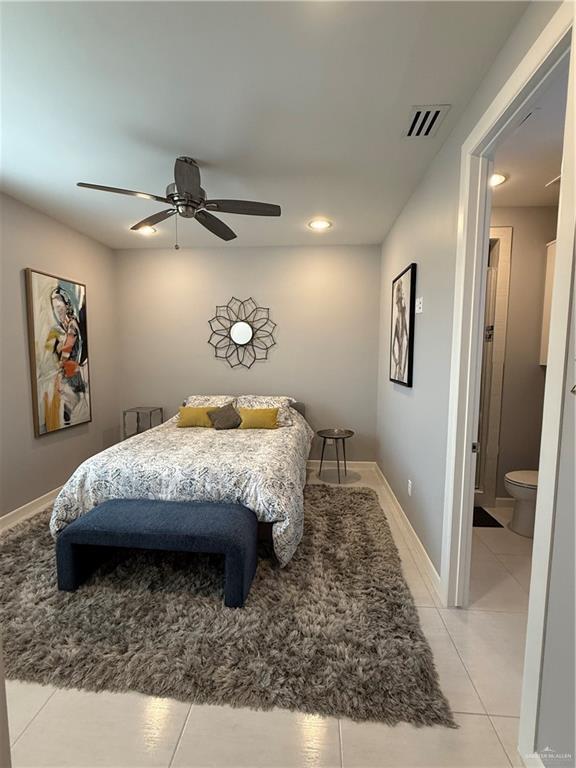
[{"left": 504, "top": 470, "right": 538, "bottom": 538}]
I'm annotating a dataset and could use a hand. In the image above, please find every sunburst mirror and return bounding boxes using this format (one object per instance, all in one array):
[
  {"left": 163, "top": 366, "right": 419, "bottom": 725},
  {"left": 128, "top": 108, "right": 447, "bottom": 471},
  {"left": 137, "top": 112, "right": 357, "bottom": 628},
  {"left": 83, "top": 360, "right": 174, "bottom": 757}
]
[{"left": 208, "top": 297, "right": 276, "bottom": 369}]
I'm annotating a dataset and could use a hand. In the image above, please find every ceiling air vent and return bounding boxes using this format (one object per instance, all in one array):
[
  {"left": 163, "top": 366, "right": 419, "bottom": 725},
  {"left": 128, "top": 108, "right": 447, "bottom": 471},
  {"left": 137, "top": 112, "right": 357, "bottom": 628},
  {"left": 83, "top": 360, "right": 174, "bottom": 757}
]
[{"left": 405, "top": 105, "right": 451, "bottom": 138}]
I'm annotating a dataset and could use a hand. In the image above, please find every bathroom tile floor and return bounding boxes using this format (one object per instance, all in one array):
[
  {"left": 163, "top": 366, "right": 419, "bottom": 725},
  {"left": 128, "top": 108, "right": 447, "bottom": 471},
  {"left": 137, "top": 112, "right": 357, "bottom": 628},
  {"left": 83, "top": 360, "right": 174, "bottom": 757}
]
[
  {"left": 471, "top": 506, "right": 533, "bottom": 613},
  {"left": 5, "top": 466, "right": 532, "bottom": 768}
]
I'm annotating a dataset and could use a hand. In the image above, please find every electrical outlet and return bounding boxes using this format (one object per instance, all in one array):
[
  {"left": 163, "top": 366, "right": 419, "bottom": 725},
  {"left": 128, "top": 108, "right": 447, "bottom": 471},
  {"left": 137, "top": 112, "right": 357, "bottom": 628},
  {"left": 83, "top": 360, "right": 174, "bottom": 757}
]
[
  {"left": 408, "top": 479, "right": 412, "bottom": 496},
  {"left": 415, "top": 297, "right": 423, "bottom": 314}
]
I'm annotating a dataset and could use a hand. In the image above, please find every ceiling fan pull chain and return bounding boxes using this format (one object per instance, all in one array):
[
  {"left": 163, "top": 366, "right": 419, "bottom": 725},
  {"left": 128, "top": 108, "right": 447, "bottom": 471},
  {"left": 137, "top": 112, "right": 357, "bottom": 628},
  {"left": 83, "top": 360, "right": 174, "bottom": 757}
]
[{"left": 174, "top": 213, "right": 180, "bottom": 250}]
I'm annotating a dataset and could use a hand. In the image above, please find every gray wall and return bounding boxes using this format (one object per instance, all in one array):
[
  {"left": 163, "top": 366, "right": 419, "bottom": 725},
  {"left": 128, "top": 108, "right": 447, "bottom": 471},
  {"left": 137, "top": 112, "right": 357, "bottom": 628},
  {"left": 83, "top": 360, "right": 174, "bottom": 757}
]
[
  {"left": 376, "top": 173, "right": 455, "bottom": 569},
  {"left": 0, "top": 194, "right": 120, "bottom": 514},
  {"left": 115, "top": 245, "right": 381, "bottom": 460},
  {"left": 536, "top": 259, "right": 575, "bottom": 767},
  {"left": 375, "top": 1, "right": 560, "bottom": 571},
  {"left": 491, "top": 207, "right": 557, "bottom": 497}
]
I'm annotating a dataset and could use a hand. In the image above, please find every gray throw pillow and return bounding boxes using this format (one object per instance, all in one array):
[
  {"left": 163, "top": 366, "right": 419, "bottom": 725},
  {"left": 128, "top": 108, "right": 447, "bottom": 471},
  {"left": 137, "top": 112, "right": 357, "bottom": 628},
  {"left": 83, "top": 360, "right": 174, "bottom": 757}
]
[{"left": 208, "top": 403, "right": 242, "bottom": 430}]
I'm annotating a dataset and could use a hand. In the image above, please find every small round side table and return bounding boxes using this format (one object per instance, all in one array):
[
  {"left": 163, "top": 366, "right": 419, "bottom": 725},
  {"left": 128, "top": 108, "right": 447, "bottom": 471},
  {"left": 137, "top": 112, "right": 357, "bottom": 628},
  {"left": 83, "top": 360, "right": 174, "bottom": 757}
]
[{"left": 317, "top": 429, "right": 354, "bottom": 484}]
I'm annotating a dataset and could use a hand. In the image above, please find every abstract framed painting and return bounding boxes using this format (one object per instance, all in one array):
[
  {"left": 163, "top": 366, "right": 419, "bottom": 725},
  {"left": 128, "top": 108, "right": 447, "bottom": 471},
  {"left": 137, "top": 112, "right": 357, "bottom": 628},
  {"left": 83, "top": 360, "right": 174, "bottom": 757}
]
[
  {"left": 390, "top": 263, "right": 417, "bottom": 387},
  {"left": 25, "top": 269, "right": 91, "bottom": 437}
]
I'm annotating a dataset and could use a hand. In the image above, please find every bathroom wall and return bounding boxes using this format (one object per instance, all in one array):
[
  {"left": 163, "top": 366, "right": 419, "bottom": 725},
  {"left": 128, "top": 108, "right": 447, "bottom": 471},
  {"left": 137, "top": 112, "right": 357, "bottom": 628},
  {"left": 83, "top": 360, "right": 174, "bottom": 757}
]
[
  {"left": 0, "top": 194, "right": 121, "bottom": 515},
  {"left": 490, "top": 206, "right": 558, "bottom": 497},
  {"left": 115, "top": 244, "right": 381, "bottom": 460}
]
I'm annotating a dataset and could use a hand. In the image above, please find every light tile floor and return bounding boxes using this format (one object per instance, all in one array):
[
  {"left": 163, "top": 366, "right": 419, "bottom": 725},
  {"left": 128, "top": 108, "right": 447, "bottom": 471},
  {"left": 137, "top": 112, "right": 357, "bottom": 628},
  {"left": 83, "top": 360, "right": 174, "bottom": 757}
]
[{"left": 6, "top": 467, "right": 533, "bottom": 768}]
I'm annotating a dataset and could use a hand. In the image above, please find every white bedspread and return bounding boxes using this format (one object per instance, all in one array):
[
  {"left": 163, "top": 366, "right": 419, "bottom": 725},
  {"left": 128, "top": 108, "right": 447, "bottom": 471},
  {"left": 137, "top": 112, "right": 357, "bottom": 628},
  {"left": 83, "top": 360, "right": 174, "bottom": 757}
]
[{"left": 50, "top": 411, "right": 313, "bottom": 566}]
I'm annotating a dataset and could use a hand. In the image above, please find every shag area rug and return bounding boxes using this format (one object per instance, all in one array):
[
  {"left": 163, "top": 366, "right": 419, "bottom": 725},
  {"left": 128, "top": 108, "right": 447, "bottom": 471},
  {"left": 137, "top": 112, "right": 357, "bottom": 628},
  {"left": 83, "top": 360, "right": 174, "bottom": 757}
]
[{"left": 0, "top": 485, "right": 454, "bottom": 727}]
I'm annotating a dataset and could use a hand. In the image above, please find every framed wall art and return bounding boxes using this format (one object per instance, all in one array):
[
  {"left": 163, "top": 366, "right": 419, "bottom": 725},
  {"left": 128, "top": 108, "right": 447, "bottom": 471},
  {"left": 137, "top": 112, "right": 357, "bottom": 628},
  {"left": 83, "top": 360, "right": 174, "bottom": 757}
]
[
  {"left": 390, "top": 263, "right": 417, "bottom": 387},
  {"left": 25, "top": 269, "right": 91, "bottom": 436}
]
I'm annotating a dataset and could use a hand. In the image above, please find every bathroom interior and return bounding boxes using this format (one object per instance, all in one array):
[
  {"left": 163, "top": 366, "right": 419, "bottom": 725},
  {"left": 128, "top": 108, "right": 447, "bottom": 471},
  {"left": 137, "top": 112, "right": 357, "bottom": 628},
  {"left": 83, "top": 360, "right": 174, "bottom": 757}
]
[{"left": 468, "top": 57, "right": 568, "bottom": 615}]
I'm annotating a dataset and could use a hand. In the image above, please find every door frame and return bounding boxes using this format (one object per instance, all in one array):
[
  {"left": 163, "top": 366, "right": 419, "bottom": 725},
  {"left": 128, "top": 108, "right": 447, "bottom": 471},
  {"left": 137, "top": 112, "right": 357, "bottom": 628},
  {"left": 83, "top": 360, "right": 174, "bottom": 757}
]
[
  {"left": 474, "top": 227, "right": 512, "bottom": 509},
  {"left": 439, "top": 1, "right": 574, "bottom": 760}
]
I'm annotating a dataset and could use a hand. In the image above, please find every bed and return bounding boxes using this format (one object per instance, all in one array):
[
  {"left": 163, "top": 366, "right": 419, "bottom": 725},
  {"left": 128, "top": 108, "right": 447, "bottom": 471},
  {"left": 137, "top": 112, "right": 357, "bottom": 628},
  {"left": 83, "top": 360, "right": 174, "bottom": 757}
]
[{"left": 50, "top": 405, "right": 313, "bottom": 567}]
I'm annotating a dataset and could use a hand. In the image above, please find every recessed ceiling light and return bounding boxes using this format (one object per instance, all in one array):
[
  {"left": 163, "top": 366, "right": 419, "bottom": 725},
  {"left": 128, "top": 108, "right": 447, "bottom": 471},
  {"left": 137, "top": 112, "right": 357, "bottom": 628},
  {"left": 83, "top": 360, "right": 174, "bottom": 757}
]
[
  {"left": 307, "top": 217, "right": 332, "bottom": 231},
  {"left": 135, "top": 225, "right": 157, "bottom": 236},
  {"left": 489, "top": 172, "right": 508, "bottom": 188}
]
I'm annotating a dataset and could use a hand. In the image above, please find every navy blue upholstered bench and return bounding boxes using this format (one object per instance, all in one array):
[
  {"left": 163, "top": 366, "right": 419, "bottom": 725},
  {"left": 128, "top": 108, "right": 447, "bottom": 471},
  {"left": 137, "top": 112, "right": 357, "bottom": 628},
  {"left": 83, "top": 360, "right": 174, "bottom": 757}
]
[{"left": 56, "top": 499, "right": 258, "bottom": 608}]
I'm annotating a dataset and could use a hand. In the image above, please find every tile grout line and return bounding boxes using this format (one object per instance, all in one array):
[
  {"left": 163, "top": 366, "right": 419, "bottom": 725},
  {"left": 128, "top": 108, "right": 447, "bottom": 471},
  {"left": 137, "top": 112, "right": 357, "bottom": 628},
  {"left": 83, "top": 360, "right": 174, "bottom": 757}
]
[
  {"left": 167, "top": 702, "right": 193, "bottom": 768},
  {"left": 460, "top": 534, "right": 530, "bottom": 614},
  {"left": 465, "top": 609, "right": 528, "bottom": 615},
  {"left": 474, "top": 532, "right": 532, "bottom": 561},
  {"left": 9, "top": 686, "right": 58, "bottom": 747},
  {"left": 435, "top": 607, "right": 525, "bottom": 719},
  {"left": 434, "top": 610, "right": 490, "bottom": 718},
  {"left": 492, "top": 552, "right": 532, "bottom": 595},
  {"left": 417, "top": 604, "right": 490, "bottom": 716},
  {"left": 338, "top": 717, "right": 344, "bottom": 768},
  {"left": 488, "top": 714, "right": 516, "bottom": 768}
]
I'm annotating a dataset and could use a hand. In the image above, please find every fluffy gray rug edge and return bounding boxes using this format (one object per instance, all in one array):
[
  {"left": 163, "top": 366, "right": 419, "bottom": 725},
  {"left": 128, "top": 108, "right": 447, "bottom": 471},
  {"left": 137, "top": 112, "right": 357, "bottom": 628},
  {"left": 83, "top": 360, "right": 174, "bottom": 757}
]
[{"left": 0, "top": 485, "right": 456, "bottom": 728}]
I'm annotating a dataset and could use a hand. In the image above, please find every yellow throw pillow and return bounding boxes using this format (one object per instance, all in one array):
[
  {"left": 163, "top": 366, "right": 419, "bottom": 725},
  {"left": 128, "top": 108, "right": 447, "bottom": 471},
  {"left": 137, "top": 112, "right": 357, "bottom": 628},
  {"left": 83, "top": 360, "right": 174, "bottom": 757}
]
[
  {"left": 178, "top": 406, "right": 218, "bottom": 428},
  {"left": 238, "top": 407, "right": 279, "bottom": 429}
]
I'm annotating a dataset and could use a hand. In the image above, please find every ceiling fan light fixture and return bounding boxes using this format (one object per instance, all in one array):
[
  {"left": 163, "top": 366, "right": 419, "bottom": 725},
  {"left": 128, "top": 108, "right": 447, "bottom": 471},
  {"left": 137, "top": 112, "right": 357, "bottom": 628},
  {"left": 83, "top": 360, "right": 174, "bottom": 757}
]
[
  {"left": 308, "top": 217, "right": 332, "bottom": 231},
  {"left": 489, "top": 172, "right": 508, "bottom": 188},
  {"left": 78, "top": 157, "right": 280, "bottom": 242}
]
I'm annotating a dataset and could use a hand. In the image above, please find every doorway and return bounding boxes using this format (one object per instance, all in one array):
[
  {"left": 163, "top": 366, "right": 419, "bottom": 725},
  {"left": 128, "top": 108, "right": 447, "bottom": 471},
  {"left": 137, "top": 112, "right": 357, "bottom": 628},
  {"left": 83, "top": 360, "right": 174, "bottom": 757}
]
[{"left": 471, "top": 55, "right": 566, "bottom": 583}]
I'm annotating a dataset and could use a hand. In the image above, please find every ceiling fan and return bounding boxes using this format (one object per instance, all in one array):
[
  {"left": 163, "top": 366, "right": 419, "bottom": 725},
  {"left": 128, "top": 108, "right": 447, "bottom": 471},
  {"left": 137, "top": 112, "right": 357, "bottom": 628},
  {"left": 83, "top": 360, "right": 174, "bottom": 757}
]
[{"left": 77, "top": 157, "right": 281, "bottom": 241}]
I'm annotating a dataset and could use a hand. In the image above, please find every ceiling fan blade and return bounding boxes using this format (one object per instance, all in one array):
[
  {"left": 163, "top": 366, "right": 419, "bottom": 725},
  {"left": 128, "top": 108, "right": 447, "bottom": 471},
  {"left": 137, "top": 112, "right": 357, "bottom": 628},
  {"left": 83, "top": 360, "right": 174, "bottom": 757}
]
[
  {"left": 205, "top": 200, "right": 281, "bottom": 217},
  {"left": 130, "top": 209, "right": 176, "bottom": 231},
  {"left": 195, "top": 210, "right": 237, "bottom": 241},
  {"left": 77, "top": 182, "right": 169, "bottom": 204},
  {"left": 174, "top": 157, "right": 201, "bottom": 199}
]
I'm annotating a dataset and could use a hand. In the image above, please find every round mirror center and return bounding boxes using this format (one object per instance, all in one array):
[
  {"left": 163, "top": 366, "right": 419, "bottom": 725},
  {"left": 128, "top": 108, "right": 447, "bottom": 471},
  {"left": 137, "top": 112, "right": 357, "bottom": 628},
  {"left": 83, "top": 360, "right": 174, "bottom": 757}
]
[{"left": 230, "top": 321, "right": 253, "bottom": 346}]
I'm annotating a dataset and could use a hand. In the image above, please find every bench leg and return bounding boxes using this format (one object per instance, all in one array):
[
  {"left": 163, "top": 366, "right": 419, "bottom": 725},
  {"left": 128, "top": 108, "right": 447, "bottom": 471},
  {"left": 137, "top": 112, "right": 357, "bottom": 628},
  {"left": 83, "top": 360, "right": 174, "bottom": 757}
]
[
  {"left": 224, "top": 548, "right": 257, "bottom": 608},
  {"left": 56, "top": 541, "right": 105, "bottom": 591}
]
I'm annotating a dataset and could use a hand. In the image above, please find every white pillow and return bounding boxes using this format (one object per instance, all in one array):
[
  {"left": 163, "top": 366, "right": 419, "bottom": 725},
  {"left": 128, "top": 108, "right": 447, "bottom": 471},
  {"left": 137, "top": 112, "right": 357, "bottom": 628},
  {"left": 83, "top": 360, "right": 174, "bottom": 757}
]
[
  {"left": 235, "top": 395, "right": 296, "bottom": 427},
  {"left": 184, "top": 395, "right": 236, "bottom": 407}
]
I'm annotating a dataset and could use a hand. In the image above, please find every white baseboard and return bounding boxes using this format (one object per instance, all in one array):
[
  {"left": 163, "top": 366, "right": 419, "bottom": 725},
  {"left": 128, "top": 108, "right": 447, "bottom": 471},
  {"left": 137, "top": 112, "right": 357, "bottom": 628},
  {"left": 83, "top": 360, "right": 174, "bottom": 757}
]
[
  {"left": 495, "top": 496, "right": 514, "bottom": 508},
  {"left": 372, "top": 463, "right": 444, "bottom": 605},
  {"left": 0, "top": 487, "right": 61, "bottom": 532}
]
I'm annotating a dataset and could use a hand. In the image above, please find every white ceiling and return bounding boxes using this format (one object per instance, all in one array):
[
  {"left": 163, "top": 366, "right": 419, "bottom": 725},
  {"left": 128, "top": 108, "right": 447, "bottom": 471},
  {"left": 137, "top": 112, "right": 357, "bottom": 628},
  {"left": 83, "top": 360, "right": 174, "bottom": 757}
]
[
  {"left": 492, "top": 59, "right": 568, "bottom": 208},
  {"left": 1, "top": 2, "right": 527, "bottom": 249}
]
